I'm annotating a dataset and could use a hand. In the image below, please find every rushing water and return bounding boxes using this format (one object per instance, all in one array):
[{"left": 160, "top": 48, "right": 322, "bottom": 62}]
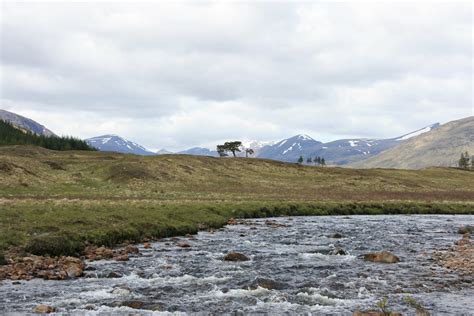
[{"left": 1, "top": 215, "right": 473, "bottom": 315}]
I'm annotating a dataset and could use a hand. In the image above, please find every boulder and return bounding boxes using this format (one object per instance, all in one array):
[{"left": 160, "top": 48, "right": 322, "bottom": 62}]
[
  {"left": 177, "top": 242, "right": 191, "bottom": 248},
  {"left": 224, "top": 252, "right": 250, "bottom": 262},
  {"left": 106, "top": 271, "right": 123, "bottom": 278},
  {"left": 458, "top": 226, "right": 474, "bottom": 235},
  {"left": 330, "top": 248, "right": 348, "bottom": 256},
  {"left": 112, "top": 286, "right": 132, "bottom": 296},
  {"left": 264, "top": 220, "right": 288, "bottom": 228},
  {"left": 330, "top": 233, "right": 343, "bottom": 239},
  {"left": 115, "top": 254, "right": 129, "bottom": 262},
  {"left": 363, "top": 252, "right": 400, "bottom": 264},
  {"left": 143, "top": 243, "right": 152, "bottom": 249},
  {"left": 33, "top": 305, "right": 56, "bottom": 313},
  {"left": 227, "top": 218, "right": 238, "bottom": 225},
  {"left": 123, "top": 245, "right": 139, "bottom": 254},
  {"left": 353, "top": 311, "right": 402, "bottom": 316},
  {"left": 251, "top": 278, "right": 286, "bottom": 290},
  {"left": 65, "top": 262, "right": 83, "bottom": 278},
  {"left": 121, "top": 300, "right": 144, "bottom": 309}
]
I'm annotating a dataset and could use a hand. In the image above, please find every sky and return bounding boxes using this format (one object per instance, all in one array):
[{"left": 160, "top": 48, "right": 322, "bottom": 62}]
[{"left": 1, "top": 1, "right": 472, "bottom": 151}]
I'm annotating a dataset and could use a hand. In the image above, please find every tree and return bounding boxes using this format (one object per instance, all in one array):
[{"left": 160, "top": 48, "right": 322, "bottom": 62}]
[
  {"left": 216, "top": 141, "right": 243, "bottom": 157},
  {"left": 245, "top": 148, "right": 254, "bottom": 158},
  {"left": 321, "top": 158, "right": 326, "bottom": 166},
  {"left": 459, "top": 152, "right": 469, "bottom": 169},
  {"left": 216, "top": 145, "right": 228, "bottom": 157},
  {"left": 306, "top": 157, "right": 312, "bottom": 164},
  {"left": 297, "top": 156, "right": 304, "bottom": 164}
]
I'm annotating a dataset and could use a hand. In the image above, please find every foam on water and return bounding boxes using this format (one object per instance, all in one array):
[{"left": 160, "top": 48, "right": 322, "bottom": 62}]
[{"left": 1, "top": 215, "right": 473, "bottom": 314}]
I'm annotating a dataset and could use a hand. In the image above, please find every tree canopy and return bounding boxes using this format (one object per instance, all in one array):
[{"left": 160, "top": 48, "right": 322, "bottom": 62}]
[
  {"left": 0, "top": 120, "right": 95, "bottom": 151},
  {"left": 216, "top": 141, "right": 242, "bottom": 157}
]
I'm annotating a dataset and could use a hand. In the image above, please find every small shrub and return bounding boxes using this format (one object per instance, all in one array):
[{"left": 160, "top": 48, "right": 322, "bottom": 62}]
[
  {"left": 376, "top": 297, "right": 389, "bottom": 314},
  {"left": 0, "top": 252, "right": 7, "bottom": 265},
  {"left": 25, "top": 233, "right": 84, "bottom": 256}
]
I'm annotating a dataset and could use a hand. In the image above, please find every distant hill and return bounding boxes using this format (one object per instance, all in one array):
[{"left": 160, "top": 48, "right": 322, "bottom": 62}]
[
  {"left": 85, "top": 135, "right": 156, "bottom": 155},
  {"left": 0, "top": 120, "right": 93, "bottom": 151},
  {"left": 0, "top": 109, "right": 56, "bottom": 137},
  {"left": 156, "top": 149, "right": 173, "bottom": 155},
  {"left": 177, "top": 147, "right": 219, "bottom": 157},
  {"left": 258, "top": 134, "right": 322, "bottom": 162},
  {"left": 350, "top": 117, "right": 474, "bottom": 169},
  {"left": 254, "top": 124, "right": 439, "bottom": 164}
]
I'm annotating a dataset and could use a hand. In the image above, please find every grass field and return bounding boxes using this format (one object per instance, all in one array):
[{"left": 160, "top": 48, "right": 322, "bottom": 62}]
[{"left": 1, "top": 145, "right": 473, "bottom": 258}]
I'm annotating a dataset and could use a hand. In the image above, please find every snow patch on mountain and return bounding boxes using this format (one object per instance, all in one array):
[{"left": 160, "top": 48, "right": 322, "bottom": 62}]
[
  {"left": 396, "top": 123, "right": 440, "bottom": 141},
  {"left": 86, "top": 135, "right": 155, "bottom": 155}
]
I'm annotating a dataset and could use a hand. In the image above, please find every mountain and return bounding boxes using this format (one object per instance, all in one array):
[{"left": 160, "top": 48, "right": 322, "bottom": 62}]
[
  {"left": 243, "top": 140, "right": 275, "bottom": 156},
  {"left": 0, "top": 109, "right": 56, "bottom": 137},
  {"left": 156, "top": 149, "right": 173, "bottom": 155},
  {"left": 255, "top": 124, "right": 440, "bottom": 164},
  {"left": 0, "top": 119, "right": 93, "bottom": 151},
  {"left": 85, "top": 135, "right": 155, "bottom": 155},
  {"left": 257, "top": 134, "right": 322, "bottom": 162},
  {"left": 303, "top": 123, "right": 441, "bottom": 165},
  {"left": 177, "top": 147, "right": 219, "bottom": 157},
  {"left": 350, "top": 117, "right": 473, "bottom": 169}
]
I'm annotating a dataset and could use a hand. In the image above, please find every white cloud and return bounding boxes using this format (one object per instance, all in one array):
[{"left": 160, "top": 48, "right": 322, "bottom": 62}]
[{"left": 1, "top": 1, "right": 472, "bottom": 151}]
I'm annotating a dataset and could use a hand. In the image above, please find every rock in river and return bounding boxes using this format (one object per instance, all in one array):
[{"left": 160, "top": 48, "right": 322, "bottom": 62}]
[
  {"left": 363, "top": 251, "right": 400, "bottom": 264},
  {"left": 224, "top": 252, "right": 250, "bottom": 261},
  {"left": 353, "top": 310, "right": 402, "bottom": 316},
  {"left": 458, "top": 225, "right": 474, "bottom": 235},
  {"left": 250, "top": 278, "right": 286, "bottom": 290},
  {"left": 33, "top": 305, "right": 56, "bottom": 313}
]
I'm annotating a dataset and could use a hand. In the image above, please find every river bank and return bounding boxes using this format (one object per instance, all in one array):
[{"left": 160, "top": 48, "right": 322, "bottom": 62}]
[{"left": 1, "top": 199, "right": 473, "bottom": 262}]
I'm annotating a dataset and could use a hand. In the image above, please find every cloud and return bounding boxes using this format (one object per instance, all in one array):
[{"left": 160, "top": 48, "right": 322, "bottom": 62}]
[{"left": 1, "top": 1, "right": 472, "bottom": 151}]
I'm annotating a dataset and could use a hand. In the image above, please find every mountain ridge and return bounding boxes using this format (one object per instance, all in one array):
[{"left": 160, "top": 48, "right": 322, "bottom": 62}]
[
  {"left": 85, "top": 134, "right": 156, "bottom": 156},
  {"left": 0, "top": 109, "right": 56, "bottom": 137},
  {"left": 349, "top": 116, "right": 474, "bottom": 169}
]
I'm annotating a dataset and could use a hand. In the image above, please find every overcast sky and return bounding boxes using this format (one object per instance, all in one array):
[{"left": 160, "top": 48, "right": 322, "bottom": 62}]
[{"left": 1, "top": 1, "right": 472, "bottom": 151}]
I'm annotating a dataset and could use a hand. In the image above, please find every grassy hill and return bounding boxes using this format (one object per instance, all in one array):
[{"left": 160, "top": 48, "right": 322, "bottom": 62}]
[
  {"left": 0, "top": 145, "right": 473, "bottom": 257},
  {"left": 0, "top": 119, "right": 94, "bottom": 151},
  {"left": 350, "top": 116, "right": 474, "bottom": 169}
]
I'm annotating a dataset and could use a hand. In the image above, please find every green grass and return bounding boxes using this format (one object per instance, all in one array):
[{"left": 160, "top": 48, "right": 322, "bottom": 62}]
[
  {"left": 0, "top": 199, "right": 472, "bottom": 256},
  {"left": 0, "top": 145, "right": 473, "bottom": 256}
]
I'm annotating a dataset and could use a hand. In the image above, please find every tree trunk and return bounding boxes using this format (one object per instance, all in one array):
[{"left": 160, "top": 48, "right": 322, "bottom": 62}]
[{"left": 231, "top": 151, "right": 236, "bottom": 157}]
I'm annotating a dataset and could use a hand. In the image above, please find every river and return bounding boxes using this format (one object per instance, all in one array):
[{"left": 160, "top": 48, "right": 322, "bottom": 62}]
[{"left": 1, "top": 215, "right": 473, "bottom": 315}]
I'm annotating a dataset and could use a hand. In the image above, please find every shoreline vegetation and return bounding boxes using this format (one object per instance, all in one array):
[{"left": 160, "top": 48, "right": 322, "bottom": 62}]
[{"left": 1, "top": 145, "right": 473, "bottom": 262}]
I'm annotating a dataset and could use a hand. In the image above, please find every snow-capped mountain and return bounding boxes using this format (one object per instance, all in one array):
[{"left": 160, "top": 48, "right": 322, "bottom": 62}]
[
  {"left": 0, "top": 109, "right": 56, "bottom": 137},
  {"left": 177, "top": 147, "right": 219, "bottom": 157},
  {"left": 156, "top": 149, "right": 173, "bottom": 155},
  {"left": 395, "top": 123, "right": 440, "bottom": 141},
  {"left": 257, "top": 134, "right": 322, "bottom": 162},
  {"left": 85, "top": 135, "right": 156, "bottom": 155},
  {"left": 253, "top": 124, "right": 441, "bottom": 164},
  {"left": 243, "top": 140, "right": 276, "bottom": 155}
]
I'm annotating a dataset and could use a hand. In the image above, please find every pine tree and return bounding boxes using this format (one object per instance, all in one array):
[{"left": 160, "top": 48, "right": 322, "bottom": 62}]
[
  {"left": 458, "top": 152, "right": 470, "bottom": 169},
  {"left": 297, "top": 156, "right": 304, "bottom": 164},
  {"left": 306, "top": 157, "right": 312, "bottom": 164},
  {"left": 321, "top": 158, "right": 326, "bottom": 166},
  {"left": 0, "top": 120, "right": 94, "bottom": 151}
]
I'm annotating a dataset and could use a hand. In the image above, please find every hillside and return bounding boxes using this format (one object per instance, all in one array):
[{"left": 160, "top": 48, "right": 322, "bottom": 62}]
[
  {"left": 1, "top": 145, "right": 473, "bottom": 202},
  {"left": 0, "top": 109, "right": 56, "bottom": 136},
  {"left": 1, "top": 145, "right": 472, "bottom": 258},
  {"left": 0, "top": 120, "right": 94, "bottom": 151},
  {"left": 351, "top": 117, "right": 474, "bottom": 169}
]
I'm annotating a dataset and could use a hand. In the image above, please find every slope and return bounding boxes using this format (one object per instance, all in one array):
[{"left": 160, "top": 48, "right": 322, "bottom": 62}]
[{"left": 350, "top": 117, "right": 474, "bottom": 169}]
